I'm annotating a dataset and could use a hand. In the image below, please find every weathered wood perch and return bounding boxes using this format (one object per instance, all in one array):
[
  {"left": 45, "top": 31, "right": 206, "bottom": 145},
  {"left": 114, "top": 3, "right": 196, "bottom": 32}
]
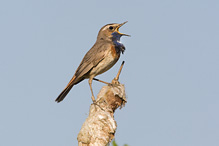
[{"left": 77, "top": 61, "right": 127, "bottom": 146}]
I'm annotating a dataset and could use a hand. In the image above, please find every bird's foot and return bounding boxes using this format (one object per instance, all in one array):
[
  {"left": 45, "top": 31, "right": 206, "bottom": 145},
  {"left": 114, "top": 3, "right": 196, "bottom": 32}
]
[
  {"left": 93, "top": 78, "right": 110, "bottom": 85},
  {"left": 91, "top": 96, "right": 96, "bottom": 104},
  {"left": 91, "top": 98, "right": 105, "bottom": 111}
]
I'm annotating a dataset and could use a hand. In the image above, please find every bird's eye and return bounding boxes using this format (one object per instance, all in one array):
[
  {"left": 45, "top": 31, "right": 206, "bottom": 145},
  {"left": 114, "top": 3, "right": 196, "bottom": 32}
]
[{"left": 109, "top": 26, "right": 114, "bottom": 30}]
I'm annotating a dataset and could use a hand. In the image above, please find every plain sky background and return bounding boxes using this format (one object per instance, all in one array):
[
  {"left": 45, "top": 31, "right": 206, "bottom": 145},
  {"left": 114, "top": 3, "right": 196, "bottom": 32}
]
[{"left": 1, "top": 0, "right": 219, "bottom": 146}]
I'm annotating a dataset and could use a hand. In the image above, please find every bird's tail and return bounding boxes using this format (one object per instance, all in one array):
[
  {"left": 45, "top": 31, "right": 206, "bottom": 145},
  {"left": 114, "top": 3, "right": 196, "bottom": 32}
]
[{"left": 55, "top": 76, "right": 76, "bottom": 103}]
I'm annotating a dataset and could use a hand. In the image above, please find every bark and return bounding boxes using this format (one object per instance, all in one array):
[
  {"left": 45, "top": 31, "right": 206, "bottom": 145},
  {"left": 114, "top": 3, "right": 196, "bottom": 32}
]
[{"left": 77, "top": 62, "right": 127, "bottom": 146}]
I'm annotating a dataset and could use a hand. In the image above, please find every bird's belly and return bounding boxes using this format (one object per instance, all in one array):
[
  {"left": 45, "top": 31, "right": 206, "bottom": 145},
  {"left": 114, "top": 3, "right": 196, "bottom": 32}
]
[{"left": 89, "top": 50, "right": 119, "bottom": 76}]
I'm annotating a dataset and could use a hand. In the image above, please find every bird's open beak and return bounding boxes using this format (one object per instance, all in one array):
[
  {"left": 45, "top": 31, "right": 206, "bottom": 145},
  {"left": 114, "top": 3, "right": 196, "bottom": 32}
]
[{"left": 116, "top": 21, "right": 130, "bottom": 36}]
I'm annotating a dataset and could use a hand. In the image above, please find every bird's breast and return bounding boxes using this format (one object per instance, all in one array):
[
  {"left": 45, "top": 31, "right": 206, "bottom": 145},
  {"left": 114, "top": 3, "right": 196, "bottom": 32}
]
[{"left": 89, "top": 45, "right": 120, "bottom": 76}]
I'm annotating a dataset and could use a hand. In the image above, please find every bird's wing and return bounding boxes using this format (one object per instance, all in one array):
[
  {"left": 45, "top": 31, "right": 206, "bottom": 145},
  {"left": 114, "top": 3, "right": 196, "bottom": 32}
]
[{"left": 74, "top": 42, "right": 110, "bottom": 79}]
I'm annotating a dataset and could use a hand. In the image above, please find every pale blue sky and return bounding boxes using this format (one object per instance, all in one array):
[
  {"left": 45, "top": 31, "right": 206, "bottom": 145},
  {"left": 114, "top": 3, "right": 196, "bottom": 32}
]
[{"left": 1, "top": 0, "right": 219, "bottom": 146}]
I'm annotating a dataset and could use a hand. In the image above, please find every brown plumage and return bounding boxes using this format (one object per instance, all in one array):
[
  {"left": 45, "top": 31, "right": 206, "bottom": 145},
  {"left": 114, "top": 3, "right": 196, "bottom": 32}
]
[{"left": 55, "top": 22, "right": 129, "bottom": 103}]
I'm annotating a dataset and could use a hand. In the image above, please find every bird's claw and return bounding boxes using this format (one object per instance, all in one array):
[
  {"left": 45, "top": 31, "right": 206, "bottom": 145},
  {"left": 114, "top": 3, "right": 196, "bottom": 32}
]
[{"left": 91, "top": 96, "right": 96, "bottom": 104}]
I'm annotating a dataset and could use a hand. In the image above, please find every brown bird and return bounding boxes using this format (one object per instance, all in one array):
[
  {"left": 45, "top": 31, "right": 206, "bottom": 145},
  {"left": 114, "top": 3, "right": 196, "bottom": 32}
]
[{"left": 55, "top": 21, "right": 129, "bottom": 103}]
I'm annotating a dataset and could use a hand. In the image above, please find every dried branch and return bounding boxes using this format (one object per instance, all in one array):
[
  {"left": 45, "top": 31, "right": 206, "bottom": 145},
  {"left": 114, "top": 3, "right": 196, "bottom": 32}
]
[{"left": 77, "top": 62, "right": 127, "bottom": 146}]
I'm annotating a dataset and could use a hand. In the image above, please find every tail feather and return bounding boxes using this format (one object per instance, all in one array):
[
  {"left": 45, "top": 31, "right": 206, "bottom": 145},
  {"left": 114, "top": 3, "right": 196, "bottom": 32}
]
[{"left": 55, "top": 76, "right": 76, "bottom": 103}]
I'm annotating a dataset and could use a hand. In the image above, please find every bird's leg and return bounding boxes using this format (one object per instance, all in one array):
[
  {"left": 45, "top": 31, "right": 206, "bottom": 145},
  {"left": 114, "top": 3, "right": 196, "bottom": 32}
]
[
  {"left": 88, "top": 77, "right": 96, "bottom": 103},
  {"left": 93, "top": 78, "right": 111, "bottom": 85}
]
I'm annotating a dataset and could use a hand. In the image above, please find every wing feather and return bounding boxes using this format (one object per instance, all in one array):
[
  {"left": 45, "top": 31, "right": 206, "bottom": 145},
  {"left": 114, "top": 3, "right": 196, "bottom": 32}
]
[{"left": 74, "top": 41, "right": 111, "bottom": 79}]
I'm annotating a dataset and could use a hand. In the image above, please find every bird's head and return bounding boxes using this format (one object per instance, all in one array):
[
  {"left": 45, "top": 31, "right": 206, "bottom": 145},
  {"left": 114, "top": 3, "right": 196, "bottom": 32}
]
[{"left": 97, "top": 21, "right": 130, "bottom": 41}]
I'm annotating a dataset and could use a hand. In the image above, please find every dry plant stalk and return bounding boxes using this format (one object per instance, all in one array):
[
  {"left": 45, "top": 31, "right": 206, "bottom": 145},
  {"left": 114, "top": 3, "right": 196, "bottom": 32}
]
[{"left": 77, "top": 61, "right": 127, "bottom": 146}]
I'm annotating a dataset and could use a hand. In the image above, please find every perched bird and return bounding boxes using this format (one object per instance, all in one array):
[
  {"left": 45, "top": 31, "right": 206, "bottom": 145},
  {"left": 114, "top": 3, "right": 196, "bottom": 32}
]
[{"left": 55, "top": 21, "right": 129, "bottom": 103}]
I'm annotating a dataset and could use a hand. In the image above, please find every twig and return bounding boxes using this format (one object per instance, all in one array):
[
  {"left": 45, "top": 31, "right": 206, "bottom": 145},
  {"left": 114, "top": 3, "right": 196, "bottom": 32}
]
[{"left": 115, "top": 61, "right": 125, "bottom": 81}]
